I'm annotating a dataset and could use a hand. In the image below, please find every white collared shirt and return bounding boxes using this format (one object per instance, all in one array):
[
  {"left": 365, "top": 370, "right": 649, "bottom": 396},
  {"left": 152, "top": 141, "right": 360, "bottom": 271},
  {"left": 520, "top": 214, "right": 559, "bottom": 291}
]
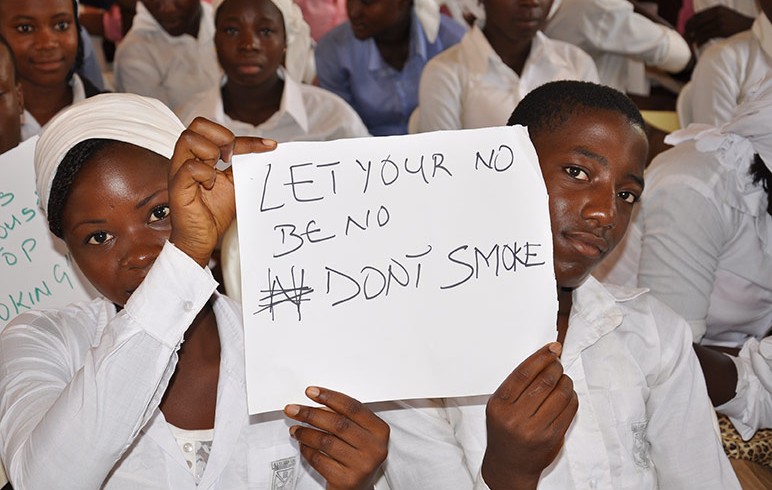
[
  {"left": 380, "top": 277, "right": 739, "bottom": 489},
  {"left": 412, "top": 27, "right": 598, "bottom": 133},
  {"left": 694, "top": 0, "right": 759, "bottom": 17},
  {"left": 0, "top": 243, "right": 326, "bottom": 489},
  {"left": 177, "top": 70, "right": 369, "bottom": 141},
  {"left": 20, "top": 74, "right": 87, "bottom": 141},
  {"left": 683, "top": 13, "right": 772, "bottom": 126},
  {"left": 114, "top": 2, "right": 221, "bottom": 113},
  {"left": 543, "top": 0, "right": 691, "bottom": 95}
]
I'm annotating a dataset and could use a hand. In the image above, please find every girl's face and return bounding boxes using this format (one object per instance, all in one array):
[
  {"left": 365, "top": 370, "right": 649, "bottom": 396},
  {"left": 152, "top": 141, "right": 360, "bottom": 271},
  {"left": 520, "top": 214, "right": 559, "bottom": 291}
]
[
  {"left": 0, "top": 43, "right": 22, "bottom": 154},
  {"left": 215, "top": 0, "right": 286, "bottom": 87},
  {"left": 0, "top": 0, "right": 78, "bottom": 89},
  {"left": 61, "top": 142, "right": 172, "bottom": 307},
  {"left": 142, "top": 0, "right": 201, "bottom": 37},
  {"left": 483, "top": 0, "right": 553, "bottom": 43},
  {"left": 346, "top": 0, "right": 411, "bottom": 41}
]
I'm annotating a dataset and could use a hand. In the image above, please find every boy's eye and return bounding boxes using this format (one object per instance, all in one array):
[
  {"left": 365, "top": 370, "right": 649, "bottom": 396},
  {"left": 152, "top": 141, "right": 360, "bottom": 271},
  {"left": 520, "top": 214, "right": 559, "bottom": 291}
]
[
  {"left": 223, "top": 26, "right": 238, "bottom": 36},
  {"left": 87, "top": 231, "right": 114, "bottom": 245},
  {"left": 259, "top": 27, "right": 273, "bottom": 36},
  {"left": 149, "top": 204, "right": 170, "bottom": 223},
  {"left": 618, "top": 191, "right": 639, "bottom": 204},
  {"left": 54, "top": 20, "right": 71, "bottom": 31},
  {"left": 15, "top": 24, "right": 33, "bottom": 34},
  {"left": 564, "top": 166, "right": 589, "bottom": 181}
]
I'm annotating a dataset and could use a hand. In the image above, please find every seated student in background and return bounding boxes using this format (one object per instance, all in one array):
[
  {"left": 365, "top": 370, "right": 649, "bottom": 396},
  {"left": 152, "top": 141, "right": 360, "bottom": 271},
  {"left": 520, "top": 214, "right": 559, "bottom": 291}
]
[
  {"left": 0, "top": 35, "right": 22, "bottom": 155},
  {"left": 178, "top": 0, "right": 370, "bottom": 302},
  {"left": 410, "top": 0, "right": 598, "bottom": 133},
  {"left": 114, "top": 0, "right": 220, "bottom": 113},
  {"left": 294, "top": 0, "right": 347, "bottom": 42},
  {"left": 0, "top": 93, "right": 389, "bottom": 488},
  {"left": 0, "top": 0, "right": 103, "bottom": 141},
  {"left": 543, "top": 0, "right": 691, "bottom": 96},
  {"left": 380, "top": 80, "right": 740, "bottom": 489},
  {"left": 596, "top": 76, "right": 772, "bottom": 444},
  {"left": 315, "top": 0, "right": 466, "bottom": 136},
  {"left": 679, "top": 0, "right": 772, "bottom": 126}
]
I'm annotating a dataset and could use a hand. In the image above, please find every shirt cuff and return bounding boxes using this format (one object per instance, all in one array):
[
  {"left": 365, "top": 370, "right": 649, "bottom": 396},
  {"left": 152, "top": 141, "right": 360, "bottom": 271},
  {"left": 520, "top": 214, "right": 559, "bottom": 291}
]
[{"left": 123, "top": 241, "right": 218, "bottom": 348}]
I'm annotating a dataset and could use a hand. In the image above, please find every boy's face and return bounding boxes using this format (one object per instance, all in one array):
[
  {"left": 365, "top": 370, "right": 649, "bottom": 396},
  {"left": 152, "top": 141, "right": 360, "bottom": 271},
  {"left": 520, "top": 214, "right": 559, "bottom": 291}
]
[
  {"left": 0, "top": 43, "right": 22, "bottom": 154},
  {"left": 142, "top": 0, "right": 201, "bottom": 37},
  {"left": 483, "top": 0, "right": 553, "bottom": 42},
  {"left": 346, "top": 0, "right": 410, "bottom": 41},
  {"left": 531, "top": 109, "right": 647, "bottom": 289},
  {"left": 215, "top": 0, "right": 285, "bottom": 87},
  {"left": 61, "top": 142, "right": 172, "bottom": 307}
]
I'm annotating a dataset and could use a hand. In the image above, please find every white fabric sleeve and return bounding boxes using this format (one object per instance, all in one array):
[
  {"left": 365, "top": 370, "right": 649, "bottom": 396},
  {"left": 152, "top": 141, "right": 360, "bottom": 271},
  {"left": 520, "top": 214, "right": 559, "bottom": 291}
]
[
  {"left": 636, "top": 183, "right": 726, "bottom": 342},
  {"left": 0, "top": 242, "right": 217, "bottom": 489},
  {"left": 221, "top": 220, "right": 242, "bottom": 302},
  {"left": 646, "top": 304, "right": 741, "bottom": 489},
  {"left": 414, "top": 56, "right": 464, "bottom": 133},
  {"left": 716, "top": 337, "right": 772, "bottom": 440},
  {"left": 589, "top": 0, "right": 690, "bottom": 71},
  {"left": 688, "top": 41, "right": 743, "bottom": 126}
]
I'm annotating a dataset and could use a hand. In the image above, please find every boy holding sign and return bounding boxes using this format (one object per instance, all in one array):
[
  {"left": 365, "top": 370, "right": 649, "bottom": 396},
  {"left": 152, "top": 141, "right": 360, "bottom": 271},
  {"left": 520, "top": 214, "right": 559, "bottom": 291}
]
[
  {"left": 382, "top": 81, "right": 740, "bottom": 489},
  {"left": 0, "top": 94, "right": 388, "bottom": 489}
]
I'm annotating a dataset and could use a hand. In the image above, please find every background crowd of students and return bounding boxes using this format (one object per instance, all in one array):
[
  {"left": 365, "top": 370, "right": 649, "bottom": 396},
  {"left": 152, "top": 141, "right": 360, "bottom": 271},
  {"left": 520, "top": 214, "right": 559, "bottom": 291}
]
[{"left": 0, "top": 0, "right": 771, "bottom": 488}]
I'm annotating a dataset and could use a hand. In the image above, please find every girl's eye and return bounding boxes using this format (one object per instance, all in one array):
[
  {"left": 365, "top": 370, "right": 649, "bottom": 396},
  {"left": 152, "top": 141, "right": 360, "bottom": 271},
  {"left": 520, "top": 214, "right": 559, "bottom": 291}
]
[
  {"left": 149, "top": 204, "right": 170, "bottom": 223},
  {"left": 618, "top": 191, "right": 639, "bottom": 204},
  {"left": 564, "top": 166, "right": 589, "bottom": 181},
  {"left": 54, "top": 20, "right": 71, "bottom": 31},
  {"left": 259, "top": 27, "right": 273, "bottom": 36},
  {"left": 224, "top": 27, "right": 238, "bottom": 36},
  {"left": 15, "top": 24, "right": 33, "bottom": 34},
  {"left": 87, "top": 231, "right": 114, "bottom": 245}
]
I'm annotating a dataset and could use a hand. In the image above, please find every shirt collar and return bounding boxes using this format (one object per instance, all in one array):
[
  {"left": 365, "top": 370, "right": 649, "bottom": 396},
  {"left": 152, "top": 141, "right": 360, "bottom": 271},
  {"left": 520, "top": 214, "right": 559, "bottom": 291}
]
[{"left": 464, "top": 26, "right": 551, "bottom": 77}]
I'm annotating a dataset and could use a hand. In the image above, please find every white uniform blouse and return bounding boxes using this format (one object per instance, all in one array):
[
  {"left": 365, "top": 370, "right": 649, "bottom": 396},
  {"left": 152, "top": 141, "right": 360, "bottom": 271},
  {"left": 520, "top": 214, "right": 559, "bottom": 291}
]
[
  {"left": 380, "top": 277, "right": 740, "bottom": 489},
  {"left": 114, "top": 2, "right": 221, "bottom": 114},
  {"left": 412, "top": 27, "right": 599, "bottom": 133},
  {"left": 0, "top": 243, "right": 326, "bottom": 489}
]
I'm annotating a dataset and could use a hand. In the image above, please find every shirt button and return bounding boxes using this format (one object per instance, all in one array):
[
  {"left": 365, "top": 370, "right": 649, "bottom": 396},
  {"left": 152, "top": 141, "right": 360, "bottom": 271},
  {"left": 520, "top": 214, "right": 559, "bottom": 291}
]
[
  {"left": 183, "top": 301, "right": 194, "bottom": 312},
  {"left": 183, "top": 442, "right": 193, "bottom": 453}
]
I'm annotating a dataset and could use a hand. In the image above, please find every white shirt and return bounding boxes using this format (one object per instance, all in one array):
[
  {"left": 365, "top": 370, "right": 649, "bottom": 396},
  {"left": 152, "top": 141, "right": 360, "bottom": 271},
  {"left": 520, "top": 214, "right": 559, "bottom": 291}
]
[
  {"left": 683, "top": 14, "right": 772, "bottom": 127},
  {"left": 20, "top": 74, "right": 87, "bottom": 141},
  {"left": 380, "top": 277, "right": 740, "bottom": 489},
  {"left": 412, "top": 27, "right": 599, "bottom": 132},
  {"left": 177, "top": 70, "right": 370, "bottom": 140},
  {"left": 114, "top": 2, "right": 221, "bottom": 113},
  {"left": 543, "top": 0, "right": 691, "bottom": 95},
  {"left": 694, "top": 0, "right": 759, "bottom": 17},
  {"left": 0, "top": 242, "right": 327, "bottom": 489}
]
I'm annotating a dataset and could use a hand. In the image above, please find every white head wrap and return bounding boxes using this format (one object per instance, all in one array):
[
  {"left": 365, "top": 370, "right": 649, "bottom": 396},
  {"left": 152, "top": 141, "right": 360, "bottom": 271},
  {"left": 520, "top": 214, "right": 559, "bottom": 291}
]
[
  {"left": 415, "top": 0, "right": 442, "bottom": 43},
  {"left": 667, "top": 76, "right": 772, "bottom": 173},
  {"left": 35, "top": 93, "right": 185, "bottom": 217},
  {"left": 212, "top": 0, "right": 315, "bottom": 82}
]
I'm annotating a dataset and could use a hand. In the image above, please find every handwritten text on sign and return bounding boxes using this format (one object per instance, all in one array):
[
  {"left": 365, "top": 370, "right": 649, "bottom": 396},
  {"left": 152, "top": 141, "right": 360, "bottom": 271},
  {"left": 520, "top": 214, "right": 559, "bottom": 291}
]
[
  {"left": 0, "top": 138, "right": 96, "bottom": 330},
  {"left": 233, "top": 126, "right": 557, "bottom": 415}
]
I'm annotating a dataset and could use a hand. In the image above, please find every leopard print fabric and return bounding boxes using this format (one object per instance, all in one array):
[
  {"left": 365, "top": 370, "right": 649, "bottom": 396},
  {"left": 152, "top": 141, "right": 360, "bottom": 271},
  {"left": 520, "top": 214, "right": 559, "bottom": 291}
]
[{"left": 718, "top": 413, "right": 772, "bottom": 468}]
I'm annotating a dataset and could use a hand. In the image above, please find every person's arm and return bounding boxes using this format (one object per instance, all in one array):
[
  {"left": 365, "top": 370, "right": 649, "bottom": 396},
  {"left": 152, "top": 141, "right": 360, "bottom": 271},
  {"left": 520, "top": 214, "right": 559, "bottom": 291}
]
[
  {"left": 645, "top": 305, "right": 741, "bottom": 489},
  {"left": 687, "top": 41, "right": 744, "bottom": 126},
  {"left": 693, "top": 343, "right": 740, "bottom": 406},
  {"left": 284, "top": 387, "right": 389, "bottom": 490},
  {"left": 480, "top": 343, "right": 578, "bottom": 490},
  {"left": 685, "top": 6, "right": 754, "bottom": 47},
  {"left": 413, "top": 55, "right": 464, "bottom": 133}
]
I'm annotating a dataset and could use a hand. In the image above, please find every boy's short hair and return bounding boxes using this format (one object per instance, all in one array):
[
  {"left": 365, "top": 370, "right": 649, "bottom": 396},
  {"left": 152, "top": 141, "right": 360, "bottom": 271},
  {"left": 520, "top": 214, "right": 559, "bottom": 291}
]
[
  {"left": 507, "top": 80, "right": 646, "bottom": 138},
  {"left": 0, "top": 34, "right": 17, "bottom": 81}
]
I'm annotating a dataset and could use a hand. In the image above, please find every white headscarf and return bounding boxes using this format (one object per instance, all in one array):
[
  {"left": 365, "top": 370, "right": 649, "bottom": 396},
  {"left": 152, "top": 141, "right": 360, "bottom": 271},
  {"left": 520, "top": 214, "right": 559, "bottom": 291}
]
[
  {"left": 212, "top": 0, "right": 314, "bottom": 82},
  {"left": 35, "top": 93, "right": 186, "bottom": 217},
  {"left": 414, "top": 0, "right": 442, "bottom": 43},
  {"left": 667, "top": 76, "right": 772, "bottom": 173}
]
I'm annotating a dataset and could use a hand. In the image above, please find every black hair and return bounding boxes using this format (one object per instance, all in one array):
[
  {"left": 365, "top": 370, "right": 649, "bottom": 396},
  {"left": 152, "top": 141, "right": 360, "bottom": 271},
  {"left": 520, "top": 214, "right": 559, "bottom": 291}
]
[
  {"left": 750, "top": 153, "right": 772, "bottom": 216},
  {"left": 507, "top": 80, "right": 646, "bottom": 138},
  {"left": 0, "top": 34, "right": 17, "bottom": 81},
  {"left": 48, "top": 138, "right": 111, "bottom": 238}
]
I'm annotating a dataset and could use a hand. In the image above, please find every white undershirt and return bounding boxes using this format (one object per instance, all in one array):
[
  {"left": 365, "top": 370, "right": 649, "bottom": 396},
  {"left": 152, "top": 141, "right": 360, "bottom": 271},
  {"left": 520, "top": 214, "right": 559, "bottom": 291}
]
[{"left": 168, "top": 423, "right": 214, "bottom": 485}]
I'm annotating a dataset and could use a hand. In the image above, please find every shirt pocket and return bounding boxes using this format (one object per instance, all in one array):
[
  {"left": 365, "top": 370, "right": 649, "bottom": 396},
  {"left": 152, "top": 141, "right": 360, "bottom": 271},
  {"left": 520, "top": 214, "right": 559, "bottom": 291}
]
[{"left": 247, "top": 443, "right": 302, "bottom": 490}]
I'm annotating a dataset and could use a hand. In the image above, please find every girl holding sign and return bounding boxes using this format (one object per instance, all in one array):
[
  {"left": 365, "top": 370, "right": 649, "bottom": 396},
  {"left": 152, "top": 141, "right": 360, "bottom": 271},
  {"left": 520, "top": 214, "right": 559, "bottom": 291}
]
[{"left": 0, "top": 93, "right": 388, "bottom": 489}]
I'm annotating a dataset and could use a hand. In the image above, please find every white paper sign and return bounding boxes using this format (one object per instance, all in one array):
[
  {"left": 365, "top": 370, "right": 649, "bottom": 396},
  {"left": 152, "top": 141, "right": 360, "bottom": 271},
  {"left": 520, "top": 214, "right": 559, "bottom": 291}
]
[
  {"left": 233, "top": 126, "right": 557, "bottom": 414},
  {"left": 0, "top": 138, "right": 96, "bottom": 330}
]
